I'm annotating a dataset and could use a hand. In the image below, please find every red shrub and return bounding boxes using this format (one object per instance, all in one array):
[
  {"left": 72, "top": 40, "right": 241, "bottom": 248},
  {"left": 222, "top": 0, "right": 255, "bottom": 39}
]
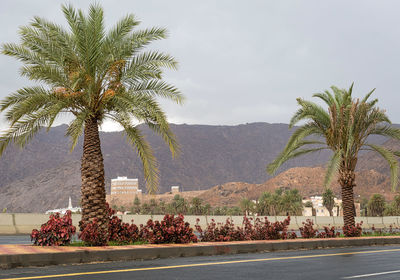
[
  {"left": 299, "top": 219, "right": 318, "bottom": 238},
  {"left": 109, "top": 216, "right": 140, "bottom": 244},
  {"left": 79, "top": 204, "right": 140, "bottom": 246},
  {"left": 195, "top": 216, "right": 292, "bottom": 242},
  {"left": 107, "top": 206, "right": 139, "bottom": 244},
  {"left": 139, "top": 214, "right": 197, "bottom": 244},
  {"left": 343, "top": 222, "right": 363, "bottom": 237},
  {"left": 195, "top": 218, "right": 245, "bottom": 242},
  {"left": 288, "top": 231, "right": 298, "bottom": 239},
  {"left": 317, "top": 226, "right": 340, "bottom": 238},
  {"left": 78, "top": 218, "right": 108, "bottom": 246},
  {"left": 31, "top": 211, "right": 76, "bottom": 246},
  {"left": 250, "top": 216, "right": 292, "bottom": 240}
]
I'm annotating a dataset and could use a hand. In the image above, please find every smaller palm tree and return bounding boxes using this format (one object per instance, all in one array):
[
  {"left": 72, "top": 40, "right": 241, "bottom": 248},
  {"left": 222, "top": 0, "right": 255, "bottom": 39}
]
[
  {"left": 368, "top": 194, "right": 386, "bottom": 217},
  {"left": 240, "top": 198, "right": 255, "bottom": 216},
  {"left": 322, "top": 188, "right": 335, "bottom": 216},
  {"left": 268, "top": 84, "right": 400, "bottom": 227}
]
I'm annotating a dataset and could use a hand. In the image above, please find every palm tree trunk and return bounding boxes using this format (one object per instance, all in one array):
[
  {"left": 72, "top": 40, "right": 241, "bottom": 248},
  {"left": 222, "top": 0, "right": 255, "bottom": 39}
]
[
  {"left": 339, "top": 169, "right": 356, "bottom": 227},
  {"left": 80, "top": 117, "right": 109, "bottom": 239}
]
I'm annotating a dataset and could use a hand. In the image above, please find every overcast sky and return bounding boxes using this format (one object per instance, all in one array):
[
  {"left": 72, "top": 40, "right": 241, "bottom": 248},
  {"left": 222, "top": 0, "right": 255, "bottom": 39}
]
[{"left": 1, "top": 0, "right": 400, "bottom": 131}]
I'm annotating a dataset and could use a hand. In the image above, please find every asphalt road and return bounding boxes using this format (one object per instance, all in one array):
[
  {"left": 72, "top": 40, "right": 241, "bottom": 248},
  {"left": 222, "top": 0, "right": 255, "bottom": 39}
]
[
  {"left": 1, "top": 245, "right": 400, "bottom": 280},
  {"left": 0, "top": 236, "right": 31, "bottom": 245}
]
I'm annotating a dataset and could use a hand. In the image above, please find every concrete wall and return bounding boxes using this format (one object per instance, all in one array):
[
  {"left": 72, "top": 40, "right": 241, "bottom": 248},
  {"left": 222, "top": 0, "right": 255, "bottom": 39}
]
[{"left": 1, "top": 213, "right": 399, "bottom": 234}]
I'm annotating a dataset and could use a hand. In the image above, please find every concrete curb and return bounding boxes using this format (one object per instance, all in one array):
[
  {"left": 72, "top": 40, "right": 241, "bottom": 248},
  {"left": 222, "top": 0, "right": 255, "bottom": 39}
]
[{"left": 2, "top": 237, "right": 400, "bottom": 269}]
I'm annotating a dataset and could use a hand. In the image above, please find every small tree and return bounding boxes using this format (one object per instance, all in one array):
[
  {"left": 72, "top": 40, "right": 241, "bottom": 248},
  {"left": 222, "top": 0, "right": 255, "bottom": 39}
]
[
  {"left": 281, "top": 189, "right": 303, "bottom": 216},
  {"left": 383, "top": 194, "right": 400, "bottom": 216},
  {"left": 360, "top": 197, "right": 369, "bottom": 216},
  {"left": 149, "top": 198, "right": 158, "bottom": 215},
  {"left": 191, "top": 197, "right": 203, "bottom": 215},
  {"left": 368, "top": 194, "right": 386, "bottom": 217},
  {"left": 322, "top": 188, "right": 335, "bottom": 216},
  {"left": 304, "top": 201, "right": 315, "bottom": 216},
  {"left": 240, "top": 198, "right": 255, "bottom": 215},
  {"left": 133, "top": 195, "right": 141, "bottom": 214},
  {"left": 256, "top": 192, "right": 272, "bottom": 215}
]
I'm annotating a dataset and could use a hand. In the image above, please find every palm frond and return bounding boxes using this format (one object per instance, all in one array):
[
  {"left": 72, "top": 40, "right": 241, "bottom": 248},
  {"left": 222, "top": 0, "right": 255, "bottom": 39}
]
[
  {"left": 366, "top": 144, "right": 399, "bottom": 191},
  {"left": 323, "top": 150, "right": 341, "bottom": 187}
]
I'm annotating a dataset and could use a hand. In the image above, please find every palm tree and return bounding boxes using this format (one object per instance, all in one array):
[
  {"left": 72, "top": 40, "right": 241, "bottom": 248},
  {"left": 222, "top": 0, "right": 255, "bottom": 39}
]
[
  {"left": 268, "top": 84, "right": 400, "bottom": 227},
  {"left": 191, "top": 197, "right": 203, "bottom": 215},
  {"left": 240, "top": 198, "right": 255, "bottom": 216},
  {"left": 368, "top": 194, "right": 386, "bottom": 217},
  {"left": 322, "top": 188, "right": 335, "bottom": 216},
  {"left": 0, "top": 4, "right": 183, "bottom": 241}
]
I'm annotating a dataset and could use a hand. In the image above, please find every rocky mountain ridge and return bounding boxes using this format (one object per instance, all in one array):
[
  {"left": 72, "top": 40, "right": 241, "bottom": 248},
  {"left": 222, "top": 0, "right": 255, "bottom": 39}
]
[{"left": 0, "top": 122, "right": 396, "bottom": 212}]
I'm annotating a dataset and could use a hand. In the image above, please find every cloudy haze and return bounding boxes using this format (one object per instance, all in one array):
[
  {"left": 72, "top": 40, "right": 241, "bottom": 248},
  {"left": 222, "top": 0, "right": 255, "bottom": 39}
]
[{"left": 1, "top": 0, "right": 400, "bottom": 131}]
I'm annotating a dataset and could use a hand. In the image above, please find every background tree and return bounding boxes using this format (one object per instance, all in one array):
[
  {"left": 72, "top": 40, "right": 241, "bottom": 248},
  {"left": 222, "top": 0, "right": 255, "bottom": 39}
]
[
  {"left": 368, "top": 194, "right": 386, "bottom": 217},
  {"left": 322, "top": 188, "right": 335, "bottom": 216},
  {"left": 240, "top": 198, "right": 255, "bottom": 215},
  {"left": 0, "top": 4, "right": 183, "bottom": 243},
  {"left": 190, "top": 197, "right": 203, "bottom": 215},
  {"left": 268, "top": 84, "right": 400, "bottom": 227},
  {"left": 383, "top": 194, "right": 400, "bottom": 216},
  {"left": 304, "top": 201, "right": 315, "bottom": 216},
  {"left": 203, "top": 203, "right": 211, "bottom": 215},
  {"left": 281, "top": 189, "right": 303, "bottom": 216},
  {"left": 169, "top": 194, "right": 187, "bottom": 214},
  {"left": 360, "top": 197, "right": 369, "bottom": 216},
  {"left": 149, "top": 198, "right": 158, "bottom": 215},
  {"left": 132, "top": 195, "right": 141, "bottom": 214},
  {"left": 256, "top": 192, "right": 273, "bottom": 215}
]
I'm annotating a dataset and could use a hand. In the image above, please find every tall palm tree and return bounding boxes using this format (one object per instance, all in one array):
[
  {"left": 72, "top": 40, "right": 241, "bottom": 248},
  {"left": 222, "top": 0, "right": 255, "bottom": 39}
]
[
  {"left": 0, "top": 4, "right": 183, "bottom": 240},
  {"left": 268, "top": 84, "right": 400, "bottom": 227}
]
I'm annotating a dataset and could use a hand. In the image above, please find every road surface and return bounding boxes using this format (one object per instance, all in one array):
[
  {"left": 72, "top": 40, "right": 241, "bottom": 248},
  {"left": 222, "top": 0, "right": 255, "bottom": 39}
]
[
  {"left": 0, "top": 236, "right": 30, "bottom": 245},
  {"left": 1, "top": 245, "right": 400, "bottom": 279}
]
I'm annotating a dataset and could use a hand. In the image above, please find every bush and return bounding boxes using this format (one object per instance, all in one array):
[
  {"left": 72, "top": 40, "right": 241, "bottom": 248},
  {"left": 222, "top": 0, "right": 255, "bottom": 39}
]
[
  {"left": 299, "top": 219, "right": 318, "bottom": 238},
  {"left": 79, "top": 203, "right": 139, "bottom": 246},
  {"left": 195, "top": 218, "right": 245, "bottom": 242},
  {"left": 108, "top": 206, "right": 139, "bottom": 244},
  {"left": 317, "top": 226, "right": 340, "bottom": 238},
  {"left": 139, "top": 214, "right": 197, "bottom": 244},
  {"left": 79, "top": 218, "right": 108, "bottom": 246},
  {"left": 195, "top": 216, "right": 292, "bottom": 242},
  {"left": 343, "top": 222, "right": 363, "bottom": 237},
  {"left": 31, "top": 211, "right": 76, "bottom": 246},
  {"left": 249, "top": 216, "right": 292, "bottom": 240}
]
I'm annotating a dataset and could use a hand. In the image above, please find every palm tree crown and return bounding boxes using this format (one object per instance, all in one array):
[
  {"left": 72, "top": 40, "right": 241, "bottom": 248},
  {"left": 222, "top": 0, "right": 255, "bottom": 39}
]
[
  {"left": 0, "top": 4, "right": 183, "bottom": 243},
  {"left": 268, "top": 84, "right": 400, "bottom": 226},
  {"left": 0, "top": 4, "right": 183, "bottom": 193}
]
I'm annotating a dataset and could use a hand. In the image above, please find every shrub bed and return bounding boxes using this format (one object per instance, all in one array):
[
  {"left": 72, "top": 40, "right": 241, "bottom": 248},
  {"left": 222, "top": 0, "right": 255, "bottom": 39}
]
[{"left": 33, "top": 208, "right": 400, "bottom": 247}]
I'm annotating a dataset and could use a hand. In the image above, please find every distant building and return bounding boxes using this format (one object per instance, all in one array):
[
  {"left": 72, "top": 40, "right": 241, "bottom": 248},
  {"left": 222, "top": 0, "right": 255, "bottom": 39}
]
[
  {"left": 302, "top": 196, "right": 360, "bottom": 217},
  {"left": 171, "top": 186, "right": 180, "bottom": 193},
  {"left": 107, "top": 176, "right": 142, "bottom": 206},
  {"left": 45, "top": 197, "right": 81, "bottom": 214}
]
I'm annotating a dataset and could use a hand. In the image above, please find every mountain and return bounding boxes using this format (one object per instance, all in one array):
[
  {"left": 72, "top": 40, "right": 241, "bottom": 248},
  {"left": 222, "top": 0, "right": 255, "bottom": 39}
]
[
  {"left": 0, "top": 122, "right": 394, "bottom": 212},
  {"left": 197, "top": 167, "right": 393, "bottom": 207}
]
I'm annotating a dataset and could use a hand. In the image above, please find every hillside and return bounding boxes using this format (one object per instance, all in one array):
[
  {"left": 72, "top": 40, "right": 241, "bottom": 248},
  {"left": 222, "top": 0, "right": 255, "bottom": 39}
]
[
  {"left": 0, "top": 122, "right": 396, "bottom": 212},
  {"left": 197, "top": 167, "right": 393, "bottom": 207}
]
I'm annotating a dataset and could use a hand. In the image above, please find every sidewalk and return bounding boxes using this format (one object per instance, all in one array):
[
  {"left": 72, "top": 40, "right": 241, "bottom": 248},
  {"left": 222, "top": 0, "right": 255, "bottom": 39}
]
[{"left": 2, "top": 236, "right": 400, "bottom": 269}]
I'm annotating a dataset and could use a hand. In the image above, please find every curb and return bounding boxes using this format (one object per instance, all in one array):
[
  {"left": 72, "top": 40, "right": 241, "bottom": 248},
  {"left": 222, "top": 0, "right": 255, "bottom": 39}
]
[{"left": 2, "top": 237, "right": 400, "bottom": 269}]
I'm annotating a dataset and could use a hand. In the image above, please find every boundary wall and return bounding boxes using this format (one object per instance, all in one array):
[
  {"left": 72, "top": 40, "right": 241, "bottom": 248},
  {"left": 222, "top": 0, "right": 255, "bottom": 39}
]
[{"left": 0, "top": 213, "right": 398, "bottom": 234}]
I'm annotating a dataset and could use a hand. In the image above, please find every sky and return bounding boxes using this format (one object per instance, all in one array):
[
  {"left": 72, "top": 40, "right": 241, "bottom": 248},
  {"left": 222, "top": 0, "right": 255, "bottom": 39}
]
[{"left": 1, "top": 0, "right": 400, "bottom": 131}]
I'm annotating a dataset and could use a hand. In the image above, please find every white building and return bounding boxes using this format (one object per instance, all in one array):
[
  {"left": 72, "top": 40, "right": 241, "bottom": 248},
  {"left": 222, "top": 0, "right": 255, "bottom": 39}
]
[
  {"left": 171, "top": 186, "right": 180, "bottom": 193},
  {"left": 107, "top": 176, "right": 142, "bottom": 206},
  {"left": 302, "top": 196, "right": 341, "bottom": 216},
  {"left": 45, "top": 197, "right": 81, "bottom": 214}
]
